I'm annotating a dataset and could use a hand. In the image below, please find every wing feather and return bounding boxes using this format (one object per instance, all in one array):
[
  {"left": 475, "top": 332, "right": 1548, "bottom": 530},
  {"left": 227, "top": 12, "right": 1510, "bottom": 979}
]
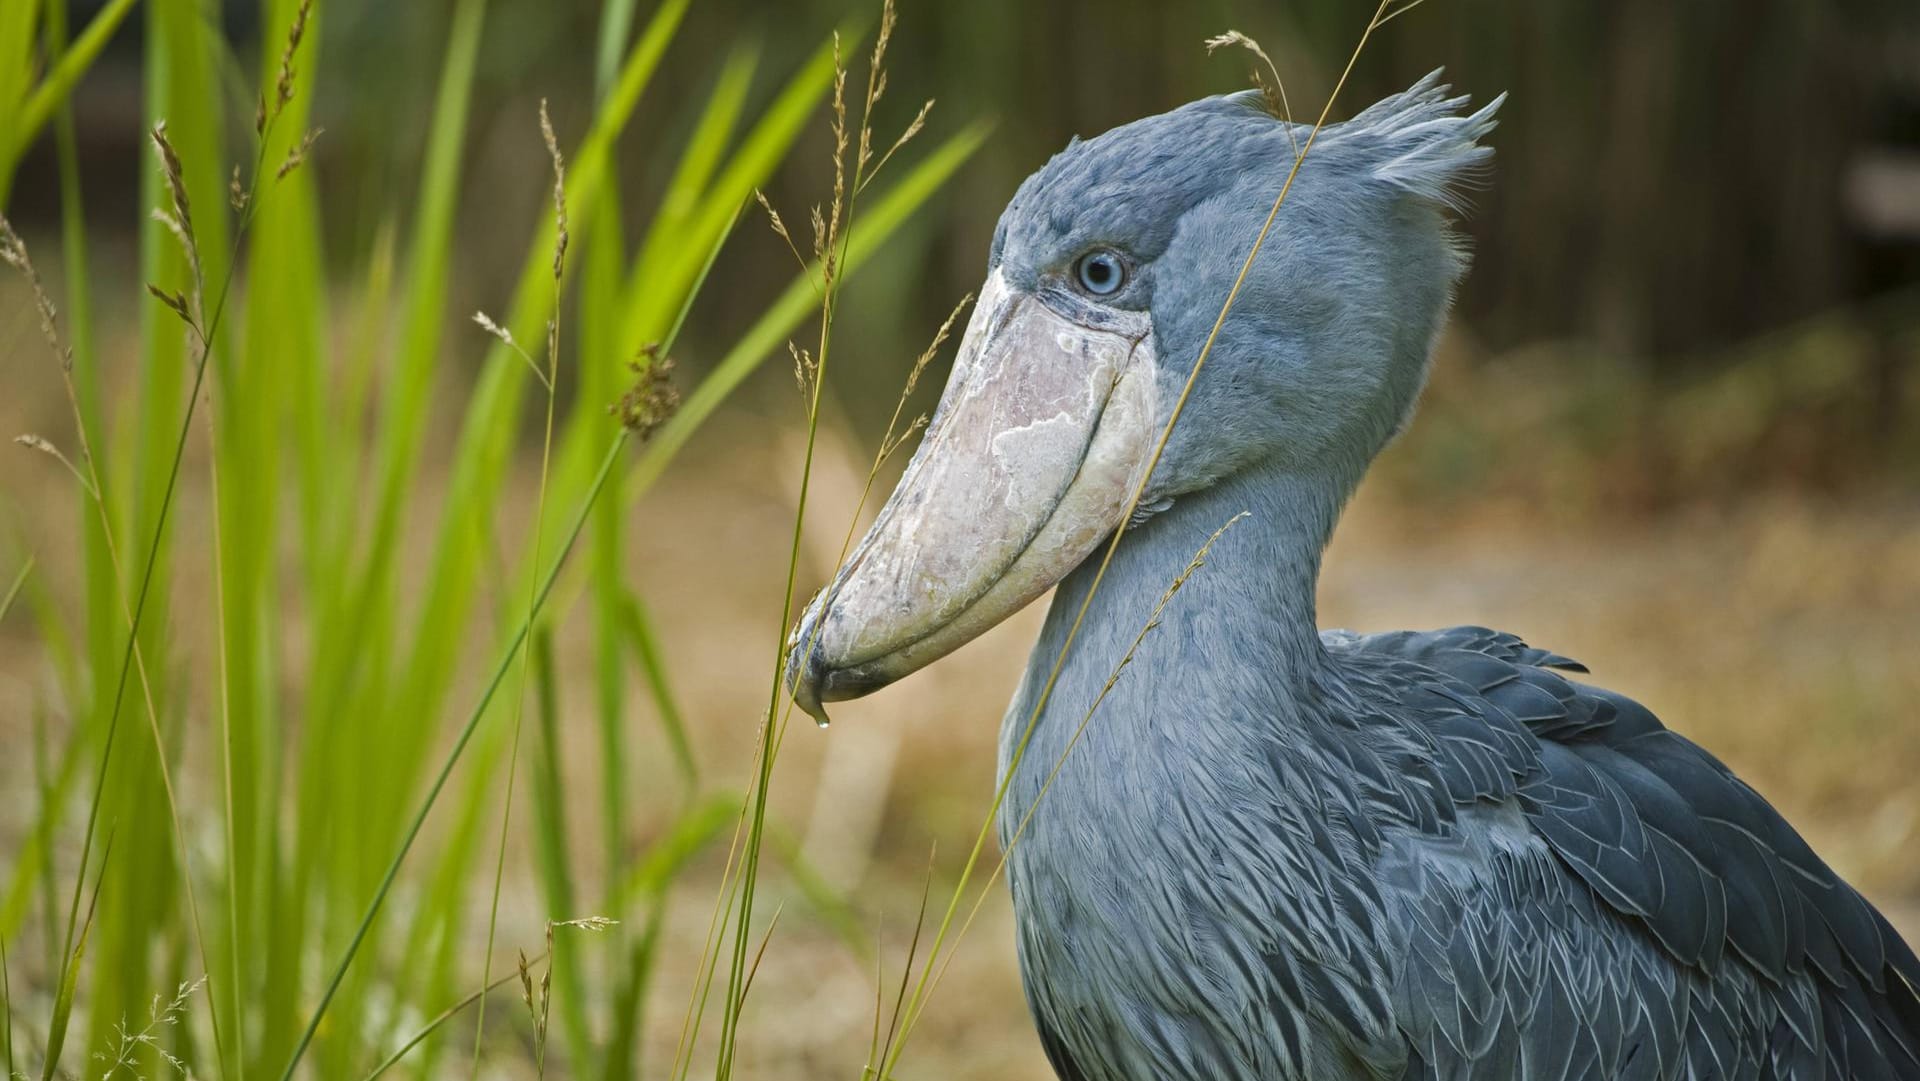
[{"left": 1335, "top": 626, "right": 1920, "bottom": 1078}]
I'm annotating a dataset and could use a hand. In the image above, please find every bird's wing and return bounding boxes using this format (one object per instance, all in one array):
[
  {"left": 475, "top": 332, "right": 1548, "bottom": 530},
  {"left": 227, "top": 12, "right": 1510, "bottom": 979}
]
[
  {"left": 1336, "top": 626, "right": 1920, "bottom": 1080},
  {"left": 1031, "top": 1009, "right": 1097, "bottom": 1081}
]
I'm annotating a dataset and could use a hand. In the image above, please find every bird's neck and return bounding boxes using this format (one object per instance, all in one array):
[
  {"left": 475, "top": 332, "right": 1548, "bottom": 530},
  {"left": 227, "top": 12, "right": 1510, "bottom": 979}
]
[{"left": 1001, "top": 457, "right": 1356, "bottom": 783}]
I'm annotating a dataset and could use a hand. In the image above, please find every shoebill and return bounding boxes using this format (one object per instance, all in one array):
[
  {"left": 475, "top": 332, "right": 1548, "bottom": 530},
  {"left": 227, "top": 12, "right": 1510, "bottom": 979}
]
[{"left": 785, "top": 74, "right": 1920, "bottom": 1081}]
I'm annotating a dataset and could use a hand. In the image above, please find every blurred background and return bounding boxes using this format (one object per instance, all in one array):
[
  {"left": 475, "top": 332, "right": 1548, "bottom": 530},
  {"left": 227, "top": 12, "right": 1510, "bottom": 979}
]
[{"left": 2, "top": 0, "right": 1918, "bottom": 1078}]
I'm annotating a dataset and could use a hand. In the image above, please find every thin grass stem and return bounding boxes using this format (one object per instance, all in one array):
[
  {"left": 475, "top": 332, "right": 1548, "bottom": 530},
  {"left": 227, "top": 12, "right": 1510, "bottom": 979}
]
[
  {"left": 472, "top": 100, "right": 570, "bottom": 1076},
  {"left": 360, "top": 951, "right": 548, "bottom": 1081}
]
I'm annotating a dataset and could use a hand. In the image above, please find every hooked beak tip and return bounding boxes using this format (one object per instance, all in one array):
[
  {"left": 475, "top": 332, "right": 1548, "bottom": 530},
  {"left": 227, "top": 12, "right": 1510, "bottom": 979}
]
[
  {"left": 785, "top": 609, "right": 832, "bottom": 726},
  {"left": 787, "top": 600, "right": 903, "bottom": 726}
]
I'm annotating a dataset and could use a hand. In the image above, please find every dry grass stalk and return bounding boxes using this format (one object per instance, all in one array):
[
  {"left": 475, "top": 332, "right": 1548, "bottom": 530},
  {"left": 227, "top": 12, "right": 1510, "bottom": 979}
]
[
  {"left": 0, "top": 217, "right": 67, "bottom": 370},
  {"left": 146, "top": 280, "right": 193, "bottom": 325},
  {"left": 853, "top": 0, "right": 934, "bottom": 195},
  {"left": 825, "top": 35, "right": 849, "bottom": 286},
  {"left": 275, "top": 125, "right": 324, "bottom": 180},
  {"left": 147, "top": 123, "right": 204, "bottom": 330},
  {"left": 865, "top": 847, "right": 936, "bottom": 1079},
  {"left": 472, "top": 97, "right": 577, "bottom": 1080},
  {"left": 474, "top": 309, "right": 550, "bottom": 389},
  {"left": 689, "top": 5, "right": 948, "bottom": 1078},
  {"left": 540, "top": 98, "right": 568, "bottom": 286},
  {"left": 515, "top": 948, "right": 552, "bottom": 1076},
  {"left": 878, "top": 414, "right": 927, "bottom": 464},
  {"left": 1204, "top": 30, "right": 1300, "bottom": 159},
  {"left": 876, "top": 291, "right": 971, "bottom": 464},
  {"left": 1375, "top": 0, "right": 1439, "bottom": 29},
  {"left": 512, "top": 920, "right": 616, "bottom": 1079},
  {"left": 856, "top": 0, "right": 897, "bottom": 173},
  {"left": 13, "top": 434, "right": 95, "bottom": 496},
  {"left": 901, "top": 292, "right": 969, "bottom": 402},
  {"left": 273, "top": 0, "right": 312, "bottom": 121},
  {"left": 736, "top": 902, "right": 787, "bottom": 1009},
  {"left": 754, "top": 188, "right": 813, "bottom": 288},
  {"left": 787, "top": 340, "right": 816, "bottom": 402},
  {"left": 861, "top": 99, "right": 932, "bottom": 195}
]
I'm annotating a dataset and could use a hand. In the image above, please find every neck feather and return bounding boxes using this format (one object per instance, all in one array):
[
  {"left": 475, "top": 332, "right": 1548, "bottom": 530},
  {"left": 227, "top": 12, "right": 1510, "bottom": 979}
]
[{"left": 999, "top": 456, "right": 1358, "bottom": 790}]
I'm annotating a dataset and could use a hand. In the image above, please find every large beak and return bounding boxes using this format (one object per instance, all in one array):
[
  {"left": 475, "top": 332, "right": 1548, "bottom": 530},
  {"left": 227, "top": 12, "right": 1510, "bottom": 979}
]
[{"left": 786, "top": 268, "right": 1160, "bottom": 722}]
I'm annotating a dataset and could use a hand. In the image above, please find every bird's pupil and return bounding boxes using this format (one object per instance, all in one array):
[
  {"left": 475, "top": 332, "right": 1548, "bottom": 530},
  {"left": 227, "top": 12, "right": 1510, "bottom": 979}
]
[{"left": 1079, "top": 251, "right": 1122, "bottom": 295}]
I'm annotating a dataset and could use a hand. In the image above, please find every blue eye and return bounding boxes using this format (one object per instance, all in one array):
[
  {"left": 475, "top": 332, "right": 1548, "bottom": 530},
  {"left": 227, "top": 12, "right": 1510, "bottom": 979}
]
[{"left": 1074, "top": 249, "right": 1126, "bottom": 296}]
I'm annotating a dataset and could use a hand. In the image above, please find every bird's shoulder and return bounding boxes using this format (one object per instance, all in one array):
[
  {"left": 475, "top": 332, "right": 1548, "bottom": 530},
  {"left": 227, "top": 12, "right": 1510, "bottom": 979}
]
[{"left": 1321, "top": 625, "right": 1920, "bottom": 1078}]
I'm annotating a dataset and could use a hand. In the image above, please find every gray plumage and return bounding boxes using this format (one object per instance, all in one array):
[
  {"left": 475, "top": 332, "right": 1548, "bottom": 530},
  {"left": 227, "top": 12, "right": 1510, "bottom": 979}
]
[{"left": 983, "top": 75, "right": 1920, "bottom": 1080}]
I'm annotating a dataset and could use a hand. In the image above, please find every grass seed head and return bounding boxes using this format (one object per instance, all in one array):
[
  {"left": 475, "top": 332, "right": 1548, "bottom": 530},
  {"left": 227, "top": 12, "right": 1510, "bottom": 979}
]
[
  {"left": 472, "top": 310, "right": 516, "bottom": 349},
  {"left": 540, "top": 99, "right": 569, "bottom": 283},
  {"left": 0, "top": 215, "right": 70, "bottom": 366},
  {"left": 906, "top": 291, "right": 972, "bottom": 398},
  {"left": 275, "top": 0, "right": 312, "bottom": 118},
  {"left": 145, "top": 282, "right": 194, "bottom": 327},
  {"left": 1204, "top": 30, "right": 1299, "bottom": 159},
  {"left": 148, "top": 123, "right": 194, "bottom": 244},
  {"left": 788, "top": 340, "right": 817, "bottom": 400},
  {"left": 276, "top": 126, "right": 324, "bottom": 180},
  {"left": 15, "top": 433, "right": 94, "bottom": 495},
  {"left": 614, "top": 348, "right": 680, "bottom": 439}
]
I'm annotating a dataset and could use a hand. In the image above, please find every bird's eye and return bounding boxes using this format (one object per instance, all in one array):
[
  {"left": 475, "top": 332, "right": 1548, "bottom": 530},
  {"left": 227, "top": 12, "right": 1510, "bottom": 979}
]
[{"left": 1074, "top": 250, "right": 1126, "bottom": 296}]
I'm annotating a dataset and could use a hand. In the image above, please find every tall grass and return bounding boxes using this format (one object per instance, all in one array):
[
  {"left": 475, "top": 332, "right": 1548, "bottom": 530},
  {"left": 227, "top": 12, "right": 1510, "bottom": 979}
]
[{"left": 1, "top": 0, "right": 977, "bottom": 1078}]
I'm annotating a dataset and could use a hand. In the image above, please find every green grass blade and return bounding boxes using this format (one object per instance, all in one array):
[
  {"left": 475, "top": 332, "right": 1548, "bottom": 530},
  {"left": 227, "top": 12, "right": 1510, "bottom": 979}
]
[
  {"left": 579, "top": 145, "right": 630, "bottom": 908},
  {"left": 626, "top": 120, "right": 990, "bottom": 499},
  {"left": 619, "top": 29, "right": 842, "bottom": 349},
  {"left": 593, "top": 0, "right": 639, "bottom": 100},
  {"left": 7, "top": 0, "right": 139, "bottom": 194},
  {"left": 331, "top": 0, "right": 486, "bottom": 765},
  {"left": 530, "top": 628, "right": 592, "bottom": 1065},
  {"left": 43, "top": 831, "right": 112, "bottom": 1081},
  {"left": 70, "top": 0, "right": 231, "bottom": 1067},
  {"left": 381, "top": 0, "right": 689, "bottom": 806},
  {"left": 3, "top": 925, "right": 13, "bottom": 1078},
  {"left": 278, "top": 430, "right": 629, "bottom": 1081},
  {"left": 768, "top": 827, "right": 871, "bottom": 964},
  {"left": 0, "top": 0, "right": 37, "bottom": 197},
  {"left": 600, "top": 902, "right": 666, "bottom": 1081},
  {"left": 358, "top": 955, "right": 545, "bottom": 1081},
  {"left": 616, "top": 795, "right": 742, "bottom": 903},
  {"left": 622, "top": 590, "right": 696, "bottom": 789},
  {"left": 0, "top": 557, "right": 28, "bottom": 623}
]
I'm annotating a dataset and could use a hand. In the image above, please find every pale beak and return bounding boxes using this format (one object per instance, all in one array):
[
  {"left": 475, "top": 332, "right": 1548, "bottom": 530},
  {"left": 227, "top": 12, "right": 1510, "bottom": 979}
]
[{"left": 786, "top": 268, "right": 1160, "bottom": 722}]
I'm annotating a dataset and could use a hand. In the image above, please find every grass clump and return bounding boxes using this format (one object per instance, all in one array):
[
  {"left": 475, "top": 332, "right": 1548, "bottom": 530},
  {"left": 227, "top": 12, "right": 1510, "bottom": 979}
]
[{"left": 2, "top": 0, "right": 978, "bottom": 1078}]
